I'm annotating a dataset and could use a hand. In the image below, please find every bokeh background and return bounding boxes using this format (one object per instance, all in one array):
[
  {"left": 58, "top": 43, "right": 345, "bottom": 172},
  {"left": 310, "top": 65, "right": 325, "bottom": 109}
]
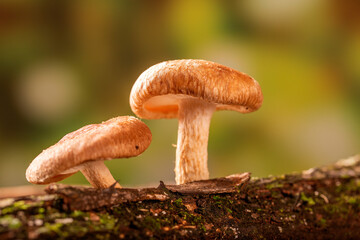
[{"left": 0, "top": 0, "right": 359, "bottom": 187}]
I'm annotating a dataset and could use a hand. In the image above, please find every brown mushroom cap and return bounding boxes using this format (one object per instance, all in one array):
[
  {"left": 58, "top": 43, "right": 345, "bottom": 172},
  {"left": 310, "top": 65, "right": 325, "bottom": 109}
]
[
  {"left": 130, "top": 59, "right": 263, "bottom": 119},
  {"left": 26, "top": 116, "right": 152, "bottom": 184}
]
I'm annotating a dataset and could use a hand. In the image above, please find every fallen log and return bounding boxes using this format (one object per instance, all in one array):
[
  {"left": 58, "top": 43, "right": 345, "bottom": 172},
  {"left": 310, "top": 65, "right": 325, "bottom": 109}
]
[{"left": 0, "top": 155, "right": 359, "bottom": 239}]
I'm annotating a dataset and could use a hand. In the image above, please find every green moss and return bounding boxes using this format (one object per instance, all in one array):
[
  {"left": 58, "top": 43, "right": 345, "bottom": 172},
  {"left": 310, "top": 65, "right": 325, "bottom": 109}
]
[
  {"left": 225, "top": 207, "right": 233, "bottom": 214},
  {"left": 38, "top": 208, "right": 45, "bottom": 214},
  {"left": 64, "top": 224, "right": 88, "bottom": 237},
  {"left": 336, "top": 179, "right": 360, "bottom": 193},
  {"left": 322, "top": 194, "right": 355, "bottom": 216},
  {"left": 319, "top": 218, "right": 327, "bottom": 227},
  {"left": 180, "top": 211, "right": 205, "bottom": 230},
  {"left": 213, "top": 195, "right": 227, "bottom": 204},
  {"left": 1, "top": 207, "right": 14, "bottom": 215},
  {"left": 37, "top": 222, "right": 67, "bottom": 237},
  {"left": 99, "top": 213, "right": 117, "bottom": 230},
  {"left": 343, "top": 195, "right": 360, "bottom": 207},
  {"left": 34, "top": 214, "right": 45, "bottom": 219},
  {"left": 1, "top": 200, "right": 44, "bottom": 215},
  {"left": 48, "top": 212, "right": 66, "bottom": 219},
  {"left": 347, "top": 197, "right": 357, "bottom": 204},
  {"left": 13, "top": 201, "right": 29, "bottom": 210},
  {"left": 112, "top": 207, "right": 124, "bottom": 215},
  {"left": 38, "top": 218, "right": 114, "bottom": 238},
  {"left": 71, "top": 210, "right": 88, "bottom": 218},
  {"left": 212, "top": 195, "right": 221, "bottom": 201},
  {"left": 305, "top": 207, "right": 313, "bottom": 214},
  {"left": 210, "top": 195, "right": 237, "bottom": 217},
  {"left": 143, "top": 216, "right": 162, "bottom": 230},
  {"left": 173, "top": 198, "right": 183, "bottom": 207},
  {"left": 0, "top": 215, "right": 22, "bottom": 229},
  {"left": 323, "top": 205, "right": 335, "bottom": 214},
  {"left": 301, "top": 192, "right": 316, "bottom": 206},
  {"left": 266, "top": 182, "right": 284, "bottom": 189},
  {"left": 200, "top": 224, "right": 206, "bottom": 232},
  {"left": 212, "top": 195, "right": 233, "bottom": 203},
  {"left": 323, "top": 193, "right": 360, "bottom": 218},
  {"left": 48, "top": 222, "right": 64, "bottom": 234}
]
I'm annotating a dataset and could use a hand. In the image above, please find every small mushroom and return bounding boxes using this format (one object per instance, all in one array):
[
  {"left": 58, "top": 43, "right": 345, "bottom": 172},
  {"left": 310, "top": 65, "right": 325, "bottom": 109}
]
[
  {"left": 130, "top": 59, "right": 263, "bottom": 184},
  {"left": 26, "top": 116, "right": 152, "bottom": 188}
]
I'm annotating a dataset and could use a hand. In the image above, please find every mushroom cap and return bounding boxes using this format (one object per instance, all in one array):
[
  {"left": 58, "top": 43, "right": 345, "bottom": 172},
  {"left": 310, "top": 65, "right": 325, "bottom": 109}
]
[
  {"left": 130, "top": 59, "right": 263, "bottom": 119},
  {"left": 26, "top": 116, "right": 152, "bottom": 184}
]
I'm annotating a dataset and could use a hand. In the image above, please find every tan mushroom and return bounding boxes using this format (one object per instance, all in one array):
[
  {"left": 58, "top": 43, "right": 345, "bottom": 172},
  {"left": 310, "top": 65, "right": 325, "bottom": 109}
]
[
  {"left": 130, "top": 59, "right": 263, "bottom": 184},
  {"left": 26, "top": 116, "right": 152, "bottom": 188}
]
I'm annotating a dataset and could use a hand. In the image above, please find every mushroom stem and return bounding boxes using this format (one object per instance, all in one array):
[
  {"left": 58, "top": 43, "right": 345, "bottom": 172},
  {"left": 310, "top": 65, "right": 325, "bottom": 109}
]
[
  {"left": 80, "top": 161, "right": 121, "bottom": 188},
  {"left": 175, "top": 98, "right": 216, "bottom": 184}
]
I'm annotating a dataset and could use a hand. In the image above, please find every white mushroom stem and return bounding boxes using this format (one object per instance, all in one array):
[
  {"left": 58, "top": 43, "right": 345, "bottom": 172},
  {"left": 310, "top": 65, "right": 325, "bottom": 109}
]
[
  {"left": 80, "top": 161, "right": 121, "bottom": 189},
  {"left": 175, "top": 98, "right": 216, "bottom": 184}
]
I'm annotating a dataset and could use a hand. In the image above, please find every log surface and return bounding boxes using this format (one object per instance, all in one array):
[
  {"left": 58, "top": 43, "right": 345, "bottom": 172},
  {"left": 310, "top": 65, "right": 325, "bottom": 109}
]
[{"left": 0, "top": 156, "right": 359, "bottom": 239}]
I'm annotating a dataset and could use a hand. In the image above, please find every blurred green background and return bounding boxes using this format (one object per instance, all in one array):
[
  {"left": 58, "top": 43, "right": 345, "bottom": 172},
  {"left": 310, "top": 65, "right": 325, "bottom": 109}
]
[{"left": 0, "top": 0, "right": 359, "bottom": 187}]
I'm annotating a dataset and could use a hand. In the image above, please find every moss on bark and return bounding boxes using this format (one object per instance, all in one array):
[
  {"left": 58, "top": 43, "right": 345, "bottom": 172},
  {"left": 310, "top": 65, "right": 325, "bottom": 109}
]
[{"left": 1, "top": 156, "right": 360, "bottom": 239}]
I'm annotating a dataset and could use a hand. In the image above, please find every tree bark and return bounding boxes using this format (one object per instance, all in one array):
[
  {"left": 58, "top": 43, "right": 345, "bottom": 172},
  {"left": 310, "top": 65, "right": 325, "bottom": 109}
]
[{"left": 1, "top": 155, "right": 359, "bottom": 239}]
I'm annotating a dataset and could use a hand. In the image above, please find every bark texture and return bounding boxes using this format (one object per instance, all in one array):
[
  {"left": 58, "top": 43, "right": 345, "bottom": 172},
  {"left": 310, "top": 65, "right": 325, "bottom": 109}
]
[{"left": 0, "top": 155, "right": 359, "bottom": 239}]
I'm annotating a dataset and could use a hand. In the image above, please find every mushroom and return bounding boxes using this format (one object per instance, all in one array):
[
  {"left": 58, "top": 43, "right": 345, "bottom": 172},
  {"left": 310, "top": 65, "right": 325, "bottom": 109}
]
[
  {"left": 130, "top": 59, "right": 263, "bottom": 184},
  {"left": 26, "top": 116, "right": 152, "bottom": 188}
]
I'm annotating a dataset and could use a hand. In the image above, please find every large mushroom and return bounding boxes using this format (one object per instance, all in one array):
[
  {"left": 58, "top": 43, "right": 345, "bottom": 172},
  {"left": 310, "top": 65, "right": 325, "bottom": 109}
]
[
  {"left": 26, "top": 116, "right": 152, "bottom": 188},
  {"left": 130, "top": 59, "right": 263, "bottom": 184}
]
